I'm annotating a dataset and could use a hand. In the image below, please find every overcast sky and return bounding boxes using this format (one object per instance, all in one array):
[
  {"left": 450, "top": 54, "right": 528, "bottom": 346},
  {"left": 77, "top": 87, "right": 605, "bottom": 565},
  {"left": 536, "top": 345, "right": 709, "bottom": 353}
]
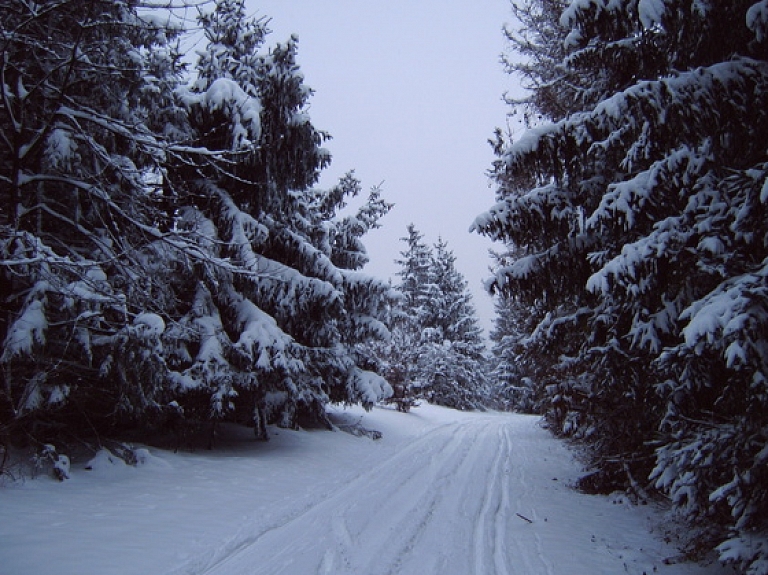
[{"left": 247, "top": 0, "right": 516, "bottom": 335}]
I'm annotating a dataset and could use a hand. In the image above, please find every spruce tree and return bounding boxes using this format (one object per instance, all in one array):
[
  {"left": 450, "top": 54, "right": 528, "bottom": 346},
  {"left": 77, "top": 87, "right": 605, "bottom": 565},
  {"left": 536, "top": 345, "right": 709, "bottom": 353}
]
[
  {"left": 0, "top": 0, "right": 187, "bottom": 437},
  {"left": 384, "top": 224, "right": 433, "bottom": 403},
  {"left": 383, "top": 226, "right": 487, "bottom": 410},
  {"left": 487, "top": 272, "right": 543, "bottom": 413},
  {"left": 418, "top": 239, "right": 487, "bottom": 409},
  {"left": 1, "top": 0, "right": 394, "bottom": 445},
  {"left": 475, "top": 0, "right": 768, "bottom": 567},
  {"left": 162, "top": 0, "right": 393, "bottom": 436}
]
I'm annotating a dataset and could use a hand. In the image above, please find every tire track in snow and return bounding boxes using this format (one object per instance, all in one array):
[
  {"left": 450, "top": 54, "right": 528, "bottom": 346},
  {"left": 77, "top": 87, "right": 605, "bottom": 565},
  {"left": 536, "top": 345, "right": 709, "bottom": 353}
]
[
  {"left": 493, "top": 424, "right": 513, "bottom": 575},
  {"left": 353, "top": 421, "right": 479, "bottom": 575},
  {"left": 169, "top": 416, "right": 547, "bottom": 575},
  {"left": 364, "top": 418, "right": 514, "bottom": 575},
  {"left": 316, "top": 418, "right": 511, "bottom": 575},
  {"left": 472, "top": 424, "right": 508, "bottom": 575},
  {"left": 318, "top": 512, "right": 354, "bottom": 574},
  {"left": 173, "top": 421, "right": 473, "bottom": 575}
]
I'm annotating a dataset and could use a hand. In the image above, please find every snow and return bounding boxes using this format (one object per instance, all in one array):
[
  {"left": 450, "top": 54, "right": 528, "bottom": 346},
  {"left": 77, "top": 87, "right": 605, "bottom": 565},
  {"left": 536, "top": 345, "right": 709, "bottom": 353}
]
[
  {"left": 44, "top": 128, "right": 76, "bottom": 170},
  {"left": 680, "top": 271, "right": 758, "bottom": 349},
  {"left": 638, "top": 0, "right": 667, "bottom": 29},
  {"left": 698, "top": 236, "right": 726, "bottom": 256},
  {"left": 747, "top": 1, "right": 768, "bottom": 41},
  {"left": 133, "top": 312, "right": 165, "bottom": 338},
  {"left": 761, "top": 174, "right": 768, "bottom": 203},
  {"left": 0, "top": 404, "right": 730, "bottom": 575},
  {"left": 586, "top": 169, "right": 652, "bottom": 230},
  {"left": 84, "top": 448, "right": 129, "bottom": 473},
  {"left": 347, "top": 367, "right": 393, "bottom": 406},
  {"left": 717, "top": 532, "right": 768, "bottom": 575},
  {"left": 500, "top": 59, "right": 768, "bottom": 178},
  {"left": 136, "top": 9, "right": 185, "bottom": 33},
  {"left": 1, "top": 299, "right": 47, "bottom": 359},
  {"left": 560, "top": 0, "right": 630, "bottom": 28},
  {"left": 180, "top": 78, "right": 262, "bottom": 149},
  {"left": 506, "top": 253, "right": 541, "bottom": 279}
]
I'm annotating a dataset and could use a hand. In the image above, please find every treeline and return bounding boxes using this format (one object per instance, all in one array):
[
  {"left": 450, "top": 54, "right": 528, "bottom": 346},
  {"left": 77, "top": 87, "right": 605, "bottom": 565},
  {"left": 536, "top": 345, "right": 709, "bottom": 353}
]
[
  {"left": 0, "top": 0, "right": 395, "bottom": 446},
  {"left": 475, "top": 0, "right": 768, "bottom": 571},
  {"left": 370, "top": 224, "right": 489, "bottom": 412}
]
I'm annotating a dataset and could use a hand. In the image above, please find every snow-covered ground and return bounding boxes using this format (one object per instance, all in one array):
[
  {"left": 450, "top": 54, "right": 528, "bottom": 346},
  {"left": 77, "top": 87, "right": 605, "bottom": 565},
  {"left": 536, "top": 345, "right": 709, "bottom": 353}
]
[{"left": 0, "top": 404, "right": 731, "bottom": 575}]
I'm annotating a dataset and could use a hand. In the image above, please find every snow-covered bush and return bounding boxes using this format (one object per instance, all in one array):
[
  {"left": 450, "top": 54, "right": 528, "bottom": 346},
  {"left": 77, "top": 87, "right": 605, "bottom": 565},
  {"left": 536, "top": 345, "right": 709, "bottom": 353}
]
[{"left": 32, "top": 444, "right": 70, "bottom": 481}]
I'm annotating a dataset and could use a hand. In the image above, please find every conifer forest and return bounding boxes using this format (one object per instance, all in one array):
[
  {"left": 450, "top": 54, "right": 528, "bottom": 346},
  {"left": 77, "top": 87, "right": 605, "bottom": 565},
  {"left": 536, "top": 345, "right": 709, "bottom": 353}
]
[{"left": 2, "top": 0, "right": 767, "bottom": 572}]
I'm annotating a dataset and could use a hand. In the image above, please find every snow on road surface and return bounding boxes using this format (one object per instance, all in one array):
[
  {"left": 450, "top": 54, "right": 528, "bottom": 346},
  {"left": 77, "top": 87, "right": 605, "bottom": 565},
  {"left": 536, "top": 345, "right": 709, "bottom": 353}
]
[{"left": 0, "top": 405, "right": 730, "bottom": 575}]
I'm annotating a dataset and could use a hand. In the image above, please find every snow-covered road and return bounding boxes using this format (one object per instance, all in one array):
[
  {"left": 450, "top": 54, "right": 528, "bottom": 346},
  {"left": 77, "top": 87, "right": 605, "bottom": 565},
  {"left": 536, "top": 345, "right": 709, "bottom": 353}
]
[
  {"left": 1, "top": 405, "right": 729, "bottom": 575},
  {"left": 195, "top": 418, "right": 554, "bottom": 575}
]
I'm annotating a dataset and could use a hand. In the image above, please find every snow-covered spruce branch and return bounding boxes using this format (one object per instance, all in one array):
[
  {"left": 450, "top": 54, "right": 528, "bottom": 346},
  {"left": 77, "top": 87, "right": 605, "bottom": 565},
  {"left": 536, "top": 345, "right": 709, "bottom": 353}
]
[
  {"left": 502, "top": 58, "right": 768, "bottom": 171},
  {"left": 57, "top": 106, "right": 159, "bottom": 154},
  {"left": 10, "top": 183, "right": 303, "bottom": 290},
  {"left": 59, "top": 104, "right": 264, "bottom": 167},
  {"left": 0, "top": 53, "right": 22, "bottom": 138},
  {"left": 0, "top": 229, "right": 102, "bottom": 269},
  {"left": 271, "top": 224, "right": 344, "bottom": 284},
  {"left": 1, "top": 16, "right": 92, "bottom": 169},
  {"left": 136, "top": 0, "right": 210, "bottom": 9},
  {"left": 2, "top": 0, "right": 82, "bottom": 25}
]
